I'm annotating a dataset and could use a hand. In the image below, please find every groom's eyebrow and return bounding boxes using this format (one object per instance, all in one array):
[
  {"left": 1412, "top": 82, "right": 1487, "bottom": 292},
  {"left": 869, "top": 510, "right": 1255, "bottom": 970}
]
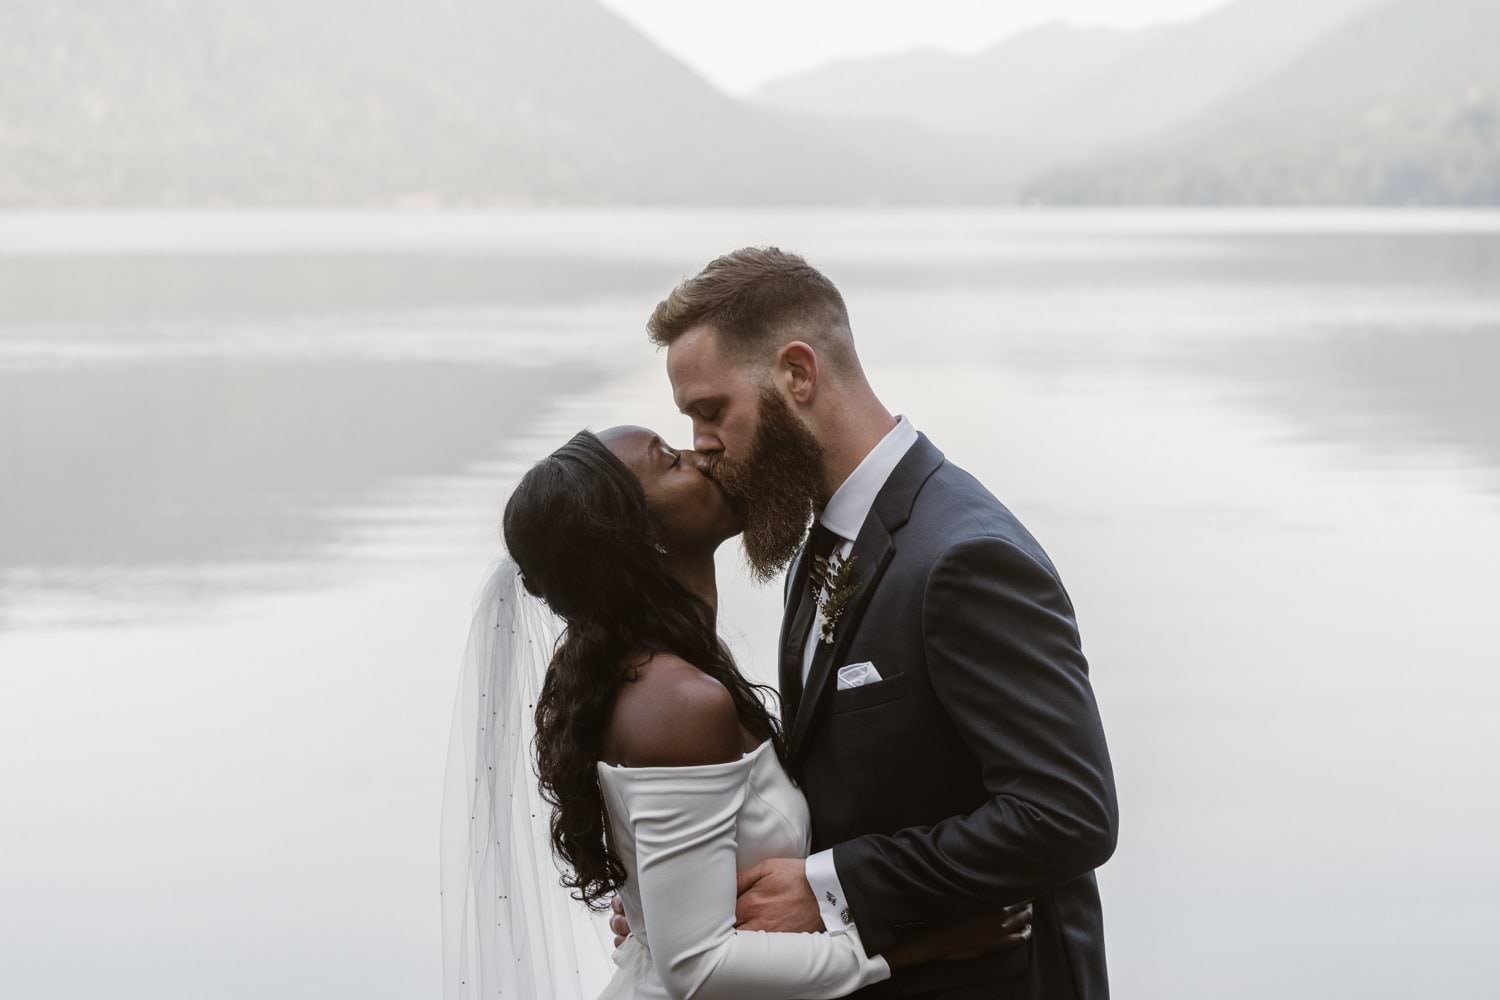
[
  {"left": 678, "top": 394, "right": 721, "bottom": 417},
  {"left": 675, "top": 386, "right": 709, "bottom": 416}
]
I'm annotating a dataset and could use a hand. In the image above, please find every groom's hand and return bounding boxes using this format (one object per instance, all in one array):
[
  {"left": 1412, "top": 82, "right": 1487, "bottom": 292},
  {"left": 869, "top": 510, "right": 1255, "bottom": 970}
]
[
  {"left": 609, "top": 895, "right": 631, "bottom": 947},
  {"left": 734, "top": 858, "right": 823, "bottom": 932}
]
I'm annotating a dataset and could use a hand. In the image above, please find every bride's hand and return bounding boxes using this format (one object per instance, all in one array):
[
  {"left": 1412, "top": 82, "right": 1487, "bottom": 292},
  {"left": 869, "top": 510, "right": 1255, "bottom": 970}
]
[{"left": 882, "top": 899, "right": 1033, "bottom": 969}]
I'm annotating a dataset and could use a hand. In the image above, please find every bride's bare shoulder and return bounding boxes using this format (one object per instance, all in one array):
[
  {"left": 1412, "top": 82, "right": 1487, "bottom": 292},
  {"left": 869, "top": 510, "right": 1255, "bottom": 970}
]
[{"left": 600, "top": 653, "right": 746, "bottom": 768}]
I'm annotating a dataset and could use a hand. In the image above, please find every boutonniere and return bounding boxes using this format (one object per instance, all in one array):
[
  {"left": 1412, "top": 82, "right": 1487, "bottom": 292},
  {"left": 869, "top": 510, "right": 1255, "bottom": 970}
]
[{"left": 810, "top": 551, "right": 859, "bottom": 644}]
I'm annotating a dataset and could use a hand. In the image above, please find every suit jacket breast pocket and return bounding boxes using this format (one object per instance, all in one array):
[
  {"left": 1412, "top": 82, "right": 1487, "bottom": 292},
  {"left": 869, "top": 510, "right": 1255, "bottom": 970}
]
[{"left": 828, "top": 671, "right": 907, "bottom": 715}]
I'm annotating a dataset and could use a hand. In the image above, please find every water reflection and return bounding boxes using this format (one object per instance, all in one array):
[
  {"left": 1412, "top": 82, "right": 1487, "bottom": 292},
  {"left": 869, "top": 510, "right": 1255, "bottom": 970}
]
[
  {"left": 4, "top": 212, "right": 1497, "bottom": 623},
  {"left": 0, "top": 359, "right": 596, "bottom": 570},
  {"left": 4, "top": 212, "right": 1498, "bottom": 606},
  {"left": 0, "top": 251, "right": 676, "bottom": 325},
  {"left": 1192, "top": 324, "right": 1500, "bottom": 488}
]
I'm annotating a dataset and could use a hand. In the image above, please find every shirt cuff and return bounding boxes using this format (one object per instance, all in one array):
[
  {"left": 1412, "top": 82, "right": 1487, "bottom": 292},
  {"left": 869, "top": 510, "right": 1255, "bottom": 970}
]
[{"left": 805, "top": 848, "right": 857, "bottom": 937}]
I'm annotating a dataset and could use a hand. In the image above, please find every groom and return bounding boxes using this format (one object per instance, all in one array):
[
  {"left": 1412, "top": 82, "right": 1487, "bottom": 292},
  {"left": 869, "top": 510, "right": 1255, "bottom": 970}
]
[{"left": 617, "top": 247, "right": 1118, "bottom": 999}]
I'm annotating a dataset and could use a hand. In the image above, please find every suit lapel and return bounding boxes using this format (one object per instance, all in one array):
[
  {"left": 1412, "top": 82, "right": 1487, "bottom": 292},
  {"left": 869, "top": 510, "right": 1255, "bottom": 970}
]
[
  {"left": 787, "top": 516, "right": 893, "bottom": 763},
  {"left": 785, "top": 432, "right": 947, "bottom": 765}
]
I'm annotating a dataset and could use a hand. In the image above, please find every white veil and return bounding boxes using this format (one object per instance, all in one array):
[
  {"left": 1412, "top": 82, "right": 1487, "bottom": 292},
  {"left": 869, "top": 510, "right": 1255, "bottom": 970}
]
[{"left": 440, "top": 558, "right": 616, "bottom": 999}]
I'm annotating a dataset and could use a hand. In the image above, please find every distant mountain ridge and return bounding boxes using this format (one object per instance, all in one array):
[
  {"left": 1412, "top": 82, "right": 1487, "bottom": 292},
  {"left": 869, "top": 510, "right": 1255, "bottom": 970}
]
[
  {"left": 0, "top": 0, "right": 925, "bottom": 206},
  {"left": 1, "top": 0, "right": 1495, "bottom": 206},
  {"left": 1025, "top": 0, "right": 1378, "bottom": 153},
  {"left": 1023, "top": 0, "right": 1500, "bottom": 204},
  {"left": 751, "top": 22, "right": 1146, "bottom": 136},
  {"left": 752, "top": 0, "right": 1379, "bottom": 160}
]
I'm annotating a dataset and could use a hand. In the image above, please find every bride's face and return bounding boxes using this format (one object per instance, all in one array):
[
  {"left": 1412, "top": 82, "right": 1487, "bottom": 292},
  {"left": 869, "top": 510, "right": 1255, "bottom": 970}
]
[{"left": 598, "top": 425, "right": 743, "bottom": 552}]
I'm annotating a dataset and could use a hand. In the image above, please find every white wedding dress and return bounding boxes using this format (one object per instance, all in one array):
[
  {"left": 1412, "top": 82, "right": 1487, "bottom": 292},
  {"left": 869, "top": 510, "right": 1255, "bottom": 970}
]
[{"left": 595, "top": 738, "right": 893, "bottom": 1000}]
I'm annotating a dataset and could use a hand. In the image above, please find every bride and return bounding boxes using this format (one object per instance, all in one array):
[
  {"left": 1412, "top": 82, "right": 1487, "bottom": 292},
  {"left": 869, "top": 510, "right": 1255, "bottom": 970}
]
[{"left": 441, "top": 426, "right": 1029, "bottom": 1000}]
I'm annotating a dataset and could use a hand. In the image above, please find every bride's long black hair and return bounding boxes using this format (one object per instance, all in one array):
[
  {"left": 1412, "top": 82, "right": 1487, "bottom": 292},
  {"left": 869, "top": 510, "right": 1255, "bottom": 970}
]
[{"left": 502, "top": 430, "right": 789, "bottom": 910}]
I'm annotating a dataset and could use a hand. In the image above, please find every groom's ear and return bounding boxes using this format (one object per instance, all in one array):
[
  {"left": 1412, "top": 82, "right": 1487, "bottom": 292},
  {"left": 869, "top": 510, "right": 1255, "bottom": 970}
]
[{"left": 776, "top": 341, "right": 820, "bottom": 404}]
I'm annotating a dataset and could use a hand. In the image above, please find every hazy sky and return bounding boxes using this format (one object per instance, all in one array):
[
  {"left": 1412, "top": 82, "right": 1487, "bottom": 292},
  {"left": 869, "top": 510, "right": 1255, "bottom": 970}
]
[{"left": 598, "top": 0, "right": 1235, "bottom": 94}]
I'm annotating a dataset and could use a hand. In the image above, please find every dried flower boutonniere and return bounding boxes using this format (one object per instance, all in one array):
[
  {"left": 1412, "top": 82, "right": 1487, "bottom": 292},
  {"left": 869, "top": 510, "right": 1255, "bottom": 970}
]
[{"left": 810, "top": 551, "right": 859, "bottom": 644}]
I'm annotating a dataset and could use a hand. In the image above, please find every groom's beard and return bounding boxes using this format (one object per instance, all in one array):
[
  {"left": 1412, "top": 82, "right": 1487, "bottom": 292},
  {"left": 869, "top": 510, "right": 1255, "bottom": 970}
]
[{"left": 705, "top": 386, "right": 826, "bottom": 585}]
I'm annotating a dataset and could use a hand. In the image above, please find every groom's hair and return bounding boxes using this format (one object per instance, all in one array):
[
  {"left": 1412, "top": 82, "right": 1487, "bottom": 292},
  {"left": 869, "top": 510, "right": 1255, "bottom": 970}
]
[{"left": 647, "top": 246, "right": 857, "bottom": 373}]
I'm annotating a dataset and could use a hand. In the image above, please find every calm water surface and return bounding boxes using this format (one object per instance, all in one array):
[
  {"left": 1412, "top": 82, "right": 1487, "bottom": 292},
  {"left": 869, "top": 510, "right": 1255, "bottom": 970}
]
[{"left": 1, "top": 210, "right": 1497, "bottom": 999}]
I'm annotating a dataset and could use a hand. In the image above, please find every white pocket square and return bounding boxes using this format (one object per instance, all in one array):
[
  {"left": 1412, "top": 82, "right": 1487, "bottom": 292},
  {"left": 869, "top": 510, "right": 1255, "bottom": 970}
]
[{"left": 836, "top": 661, "right": 883, "bottom": 690}]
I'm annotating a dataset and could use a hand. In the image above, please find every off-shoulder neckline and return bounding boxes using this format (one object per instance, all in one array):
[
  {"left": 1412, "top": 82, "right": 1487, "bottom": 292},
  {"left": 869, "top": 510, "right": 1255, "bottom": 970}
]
[{"left": 596, "top": 737, "right": 772, "bottom": 772}]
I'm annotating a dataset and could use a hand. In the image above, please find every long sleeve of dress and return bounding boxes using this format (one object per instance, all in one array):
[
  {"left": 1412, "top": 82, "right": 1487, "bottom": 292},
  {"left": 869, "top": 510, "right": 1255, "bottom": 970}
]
[{"left": 598, "top": 748, "right": 892, "bottom": 1000}]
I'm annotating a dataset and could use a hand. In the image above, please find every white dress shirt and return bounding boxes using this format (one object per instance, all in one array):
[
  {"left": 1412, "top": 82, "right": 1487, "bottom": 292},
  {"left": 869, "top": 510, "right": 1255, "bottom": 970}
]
[{"left": 800, "top": 414, "right": 918, "bottom": 938}]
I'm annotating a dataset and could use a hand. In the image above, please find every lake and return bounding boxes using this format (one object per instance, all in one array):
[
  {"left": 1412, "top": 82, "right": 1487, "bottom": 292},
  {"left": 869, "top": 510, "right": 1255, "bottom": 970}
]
[{"left": 1, "top": 209, "right": 1497, "bottom": 999}]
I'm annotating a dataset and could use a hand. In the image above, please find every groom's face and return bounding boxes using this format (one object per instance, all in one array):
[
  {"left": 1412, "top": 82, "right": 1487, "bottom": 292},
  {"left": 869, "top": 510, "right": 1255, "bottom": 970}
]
[
  {"left": 667, "top": 324, "right": 825, "bottom": 583},
  {"left": 665, "top": 324, "right": 762, "bottom": 461}
]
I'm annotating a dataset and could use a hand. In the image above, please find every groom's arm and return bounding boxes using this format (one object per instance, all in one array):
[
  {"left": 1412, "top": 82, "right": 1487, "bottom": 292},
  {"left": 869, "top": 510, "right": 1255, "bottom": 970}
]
[{"left": 831, "top": 534, "right": 1117, "bottom": 957}]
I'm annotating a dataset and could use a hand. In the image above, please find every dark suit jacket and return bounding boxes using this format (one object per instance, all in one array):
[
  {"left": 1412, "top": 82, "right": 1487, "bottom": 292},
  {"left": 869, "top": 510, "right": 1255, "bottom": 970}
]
[{"left": 779, "top": 432, "right": 1117, "bottom": 1000}]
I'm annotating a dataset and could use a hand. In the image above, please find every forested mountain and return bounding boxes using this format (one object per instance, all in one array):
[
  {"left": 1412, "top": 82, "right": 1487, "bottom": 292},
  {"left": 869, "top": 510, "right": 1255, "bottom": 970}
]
[
  {"left": 3, "top": 0, "right": 1494, "bottom": 206},
  {"left": 0, "top": 0, "right": 920, "bottom": 206},
  {"left": 1023, "top": 0, "right": 1500, "bottom": 204}
]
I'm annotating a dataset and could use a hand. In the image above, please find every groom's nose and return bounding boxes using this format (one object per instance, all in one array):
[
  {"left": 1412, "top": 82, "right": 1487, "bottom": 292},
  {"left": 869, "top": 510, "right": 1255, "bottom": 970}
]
[{"left": 693, "top": 428, "right": 723, "bottom": 455}]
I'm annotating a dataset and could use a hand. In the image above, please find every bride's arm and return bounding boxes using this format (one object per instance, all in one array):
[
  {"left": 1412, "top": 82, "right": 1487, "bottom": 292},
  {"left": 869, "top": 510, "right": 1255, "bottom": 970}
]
[{"left": 604, "top": 662, "right": 894, "bottom": 1000}]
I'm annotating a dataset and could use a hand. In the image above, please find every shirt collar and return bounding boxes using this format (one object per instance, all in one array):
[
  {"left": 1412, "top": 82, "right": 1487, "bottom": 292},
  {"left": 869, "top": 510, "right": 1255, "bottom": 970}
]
[{"left": 818, "top": 415, "right": 919, "bottom": 542}]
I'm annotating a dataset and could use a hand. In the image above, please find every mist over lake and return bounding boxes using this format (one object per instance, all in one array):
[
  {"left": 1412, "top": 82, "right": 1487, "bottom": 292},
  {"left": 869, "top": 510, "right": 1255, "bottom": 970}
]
[{"left": 1, "top": 208, "right": 1497, "bottom": 1000}]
